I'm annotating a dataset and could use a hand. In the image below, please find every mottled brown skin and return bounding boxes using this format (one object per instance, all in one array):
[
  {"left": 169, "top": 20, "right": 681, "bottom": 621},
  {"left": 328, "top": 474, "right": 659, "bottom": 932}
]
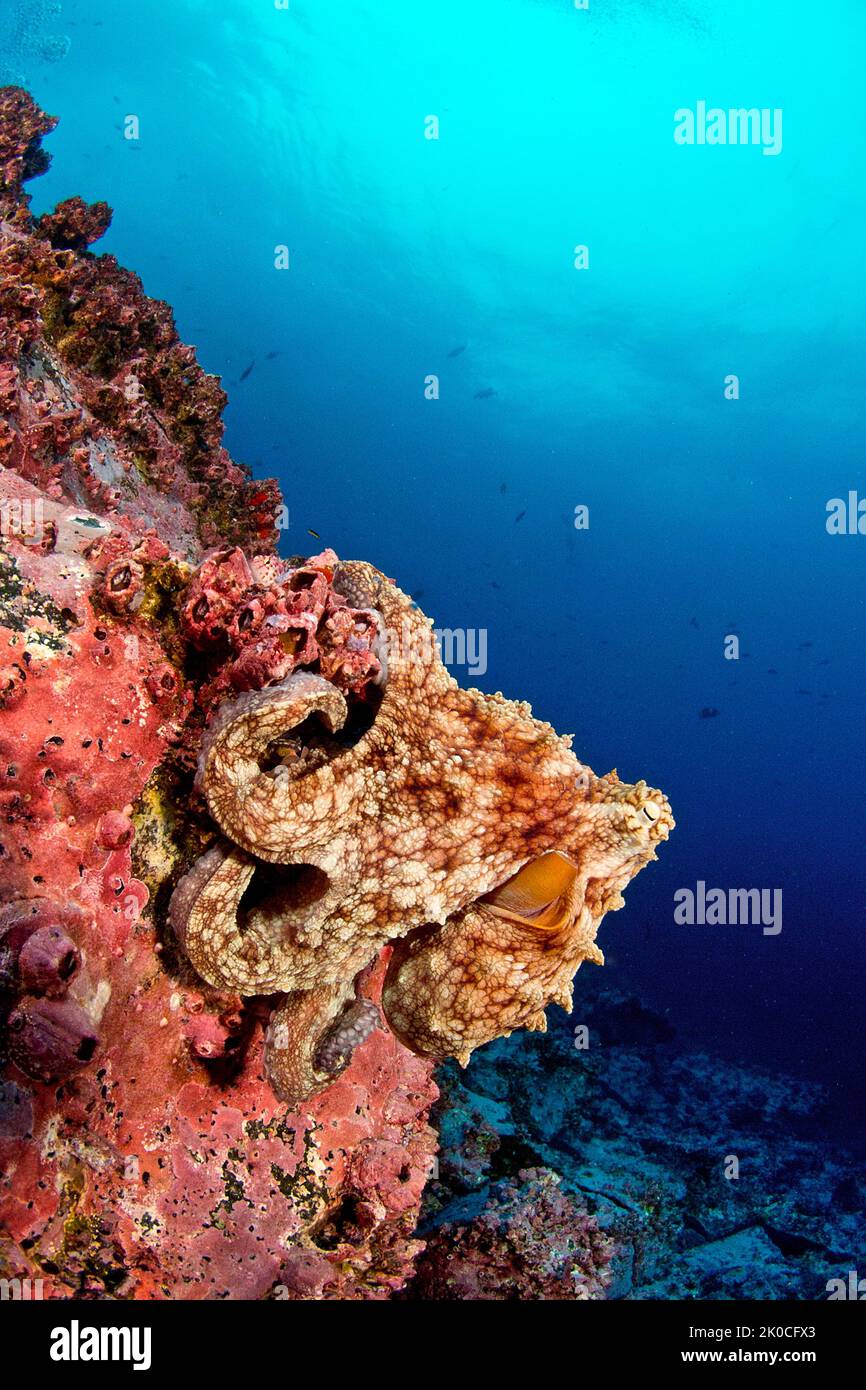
[
  {"left": 170, "top": 560, "right": 674, "bottom": 1101},
  {"left": 383, "top": 835, "right": 653, "bottom": 1066}
]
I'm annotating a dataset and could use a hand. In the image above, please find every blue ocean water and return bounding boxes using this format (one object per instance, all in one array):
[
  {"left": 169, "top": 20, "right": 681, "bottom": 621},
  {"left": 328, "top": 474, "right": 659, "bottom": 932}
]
[{"left": 15, "top": 0, "right": 866, "bottom": 1145}]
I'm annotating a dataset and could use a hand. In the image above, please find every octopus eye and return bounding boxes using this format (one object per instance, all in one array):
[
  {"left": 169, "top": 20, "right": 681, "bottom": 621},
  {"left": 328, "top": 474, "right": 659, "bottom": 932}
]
[
  {"left": 482, "top": 851, "right": 578, "bottom": 932},
  {"left": 640, "top": 801, "right": 660, "bottom": 825}
]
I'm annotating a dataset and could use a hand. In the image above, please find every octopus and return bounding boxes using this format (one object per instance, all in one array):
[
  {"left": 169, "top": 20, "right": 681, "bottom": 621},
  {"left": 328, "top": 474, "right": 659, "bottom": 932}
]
[{"left": 170, "top": 560, "right": 674, "bottom": 1103}]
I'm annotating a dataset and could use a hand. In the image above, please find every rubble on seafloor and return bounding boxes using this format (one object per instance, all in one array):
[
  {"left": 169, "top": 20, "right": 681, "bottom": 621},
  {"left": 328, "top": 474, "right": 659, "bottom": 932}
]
[{"left": 412, "top": 981, "right": 861, "bottom": 1300}]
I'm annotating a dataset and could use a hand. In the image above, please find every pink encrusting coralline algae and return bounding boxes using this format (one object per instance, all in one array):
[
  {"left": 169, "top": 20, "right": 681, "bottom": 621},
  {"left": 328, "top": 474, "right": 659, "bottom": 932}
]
[{"left": 0, "top": 86, "right": 438, "bottom": 1300}]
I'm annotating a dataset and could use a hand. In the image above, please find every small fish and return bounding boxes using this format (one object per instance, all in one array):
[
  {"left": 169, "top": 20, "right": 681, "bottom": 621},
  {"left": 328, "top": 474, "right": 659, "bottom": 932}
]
[
  {"left": 307, "top": 528, "right": 320, "bottom": 539},
  {"left": 699, "top": 707, "right": 720, "bottom": 719},
  {"left": 265, "top": 350, "right": 281, "bottom": 360},
  {"left": 798, "top": 641, "right": 813, "bottom": 649},
  {"left": 689, "top": 617, "right": 699, "bottom": 629},
  {"left": 796, "top": 688, "right": 812, "bottom": 695},
  {"left": 447, "top": 345, "right": 466, "bottom": 359},
  {"left": 816, "top": 658, "right": 831, "bottom": 666},
  {"left": 411, "top": 589, "right": 425, "bottom": 600},
  {"left": 474, "top": 387, "right": 497, "bottom": 400},
  {"left": 514, "top": 510, "right": 526, "bottom": 523},
  {"left": 500, "top": 482, "right": 507, "bottom": 495},
  {"left": 491, "top": 581, "right": 500, "bottom": 589},
  {"left": 767, "top": 668, "right": 778, "bottom": 675},
  {"left": 239, "top": 360, "right": 256, "bottom": 381}
]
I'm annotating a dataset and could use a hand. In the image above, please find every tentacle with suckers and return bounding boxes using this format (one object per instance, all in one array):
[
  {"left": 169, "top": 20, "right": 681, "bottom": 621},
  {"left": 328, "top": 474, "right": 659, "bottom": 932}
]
[{"left": 265, "top": 979, "right": 382, "bottom": 1104}]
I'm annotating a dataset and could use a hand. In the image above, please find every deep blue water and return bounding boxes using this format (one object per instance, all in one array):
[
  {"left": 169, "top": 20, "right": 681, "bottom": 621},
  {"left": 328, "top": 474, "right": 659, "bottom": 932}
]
[{"left": 11, "top": 0, "right": 866, "bottom": 1145}]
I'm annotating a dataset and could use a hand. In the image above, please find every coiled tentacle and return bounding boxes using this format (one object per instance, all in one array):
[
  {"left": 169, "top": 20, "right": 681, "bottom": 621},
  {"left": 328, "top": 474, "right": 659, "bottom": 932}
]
[{"left": 197, "top": 671, "right": 350, "bottom": 863}]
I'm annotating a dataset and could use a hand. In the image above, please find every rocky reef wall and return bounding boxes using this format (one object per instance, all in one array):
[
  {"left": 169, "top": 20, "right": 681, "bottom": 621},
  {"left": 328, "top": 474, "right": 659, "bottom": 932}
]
[{"left": 0, "top": 88, "right": 438, "bottom": 1300}]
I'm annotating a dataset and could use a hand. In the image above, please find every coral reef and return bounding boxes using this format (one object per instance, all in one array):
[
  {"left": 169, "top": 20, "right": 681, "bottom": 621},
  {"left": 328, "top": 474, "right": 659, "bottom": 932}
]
[
  {"left": 410, "top": 1166, "right": 613, "bottom": 1300},
  {"left": 420, "top": 982, "right": 862, "bottom": 1300},
  {"left": 0, "top": 88, "right": 436, "bottom": 1299},
  {"left": 178, "top": 544, "right": 381, "bottom": 705}
]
